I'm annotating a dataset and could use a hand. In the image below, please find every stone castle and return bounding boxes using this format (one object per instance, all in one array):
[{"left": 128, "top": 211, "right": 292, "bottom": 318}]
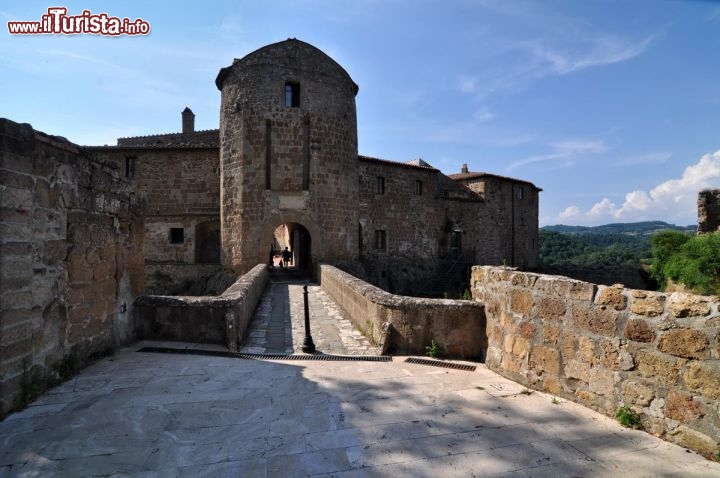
[
  {"left": 89, "top": 38, "right": 540, "bottom": 296},
  {"left": 0, "top": 37, "right": 539, "bottom": 415},
  {"left": 2, "top": 39, "right": 719, "bottom": 457}
]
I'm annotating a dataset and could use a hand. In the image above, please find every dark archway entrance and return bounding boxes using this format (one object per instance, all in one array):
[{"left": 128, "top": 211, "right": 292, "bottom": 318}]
[
  {"left": 271, "top": 222, "right": 312, "bottom": 271},
  {"left": 195, "top": 220, "right": 221, "bottom": 264}
]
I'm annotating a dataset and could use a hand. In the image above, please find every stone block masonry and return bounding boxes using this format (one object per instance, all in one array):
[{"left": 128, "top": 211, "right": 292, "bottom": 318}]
[
  {"left": 471, "top": 265, "right": 720, "bottom": 457},
  {"left": 0, "top": 118, "right": 144, "bottom": 417},
  {"left": 90, "top": 146, "right": 221, "bottom": 294},
  {"left": 134, "top": 264, "right": 267, "bottom": 351},
  {"left": 698, "top": 188, "right": 720, "bottom": 234},
  {"left": 320, "top": 264, "right": 486, "bottom": 358},
  {"left": 217, "top": 39, "right": 360, "bottom": 273}
]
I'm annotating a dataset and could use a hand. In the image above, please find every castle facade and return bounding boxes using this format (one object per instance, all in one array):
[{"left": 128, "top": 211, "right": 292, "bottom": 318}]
[{"left": 90, "top": 39, "right": 540, "bottom": 295}]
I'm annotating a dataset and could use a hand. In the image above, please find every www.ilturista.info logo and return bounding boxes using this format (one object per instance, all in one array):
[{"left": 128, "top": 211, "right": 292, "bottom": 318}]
[{"left": 7, "top": 7, "right": 150, "bottom": 36}]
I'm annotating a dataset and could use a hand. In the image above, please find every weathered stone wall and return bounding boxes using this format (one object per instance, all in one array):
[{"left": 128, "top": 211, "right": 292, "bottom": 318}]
[
  {"left": 134, "top": 264, "right": 267, "bottom": 351},
  {"left": 0, "top": 119, "right": 143, "bottom": 416},
  {"left": 471, "top": 265, "right": 720, "bottom": 456},
  {"left": 320, "top": 264, "right": 486, "bottom": 358},
  {"left": 358, "top": 159, "right": 450, "bottom": 293},
  {"left": 90, "top": 146, "right": 220, "bottom": 293},
  {"left": 698, "top": 189, "right": 720, "bottom": 234},
  {"left": 358, "top": 159, "right": 441, "bottom": 258},
  {"left": 356, "top": 158, "right": 539, "bottom": 294},
  {"left": 217, "top": 39, "right": 360, "bottom": 273},
  {"left": 450, "top": 172, "right": 540, "bottom": 269},
  {"left": 92, "top": 147, "right": 219, "bottom": 216},
  {"left": 456, "top": 176, "right": 539, "bottom": 269},
  {"left": 144, "top": 264, "right": 225, "bottom": 295}
]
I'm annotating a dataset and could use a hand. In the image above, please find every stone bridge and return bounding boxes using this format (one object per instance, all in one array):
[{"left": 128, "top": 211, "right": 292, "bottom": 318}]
[
  {"left": 134, "top": 264, "right": 487, "bottom": 359},
  {"left": 239, "top": 281, "right": 380, "bottom": 355}
]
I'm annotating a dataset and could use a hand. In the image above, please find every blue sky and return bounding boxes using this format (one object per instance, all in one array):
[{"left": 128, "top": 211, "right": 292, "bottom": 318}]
[{"left": 2, "top": 0, "right": 719, "bottom": 226}]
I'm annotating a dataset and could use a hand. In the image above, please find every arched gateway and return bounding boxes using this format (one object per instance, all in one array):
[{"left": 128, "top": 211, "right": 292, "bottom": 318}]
[
  {"left": 267, "top": 220, "right": 316, "bottom": 271},
  {"left": 216, "top": 39, "right": 360, "bottom": 274}
]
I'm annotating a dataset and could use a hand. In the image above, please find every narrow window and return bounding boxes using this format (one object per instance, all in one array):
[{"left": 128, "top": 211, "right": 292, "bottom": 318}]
[
  {"left": 303, "top": 117, "right": 310, "bottom": 190},
  {"left": 170, "top": 228, "right": 184, "bottom": 244},
  {"left": 517, "top": 187, "right": 524, "bottom": 200},
  {"left": 284, "top": 82, "right": 300, "bottom": 107},
  {"left": 376, "top": 176, "right": 385, "bottom": 195},
  {"left": 374, "top": 230, "right": 386, "bottom": 250},
  {"left": 124, "top": 156, "right": 136, "bottom": 178},
  {"left": 265, "top": 119, "right": 271, "bottom": 189},
  {"left": 415, "top": 180, "right": 423, "bottom": 196}
]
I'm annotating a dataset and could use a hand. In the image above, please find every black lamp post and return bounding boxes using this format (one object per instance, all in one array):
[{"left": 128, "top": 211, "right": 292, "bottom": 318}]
[{"left": 301, "top": 284, "right": 316, "bottom": 353}]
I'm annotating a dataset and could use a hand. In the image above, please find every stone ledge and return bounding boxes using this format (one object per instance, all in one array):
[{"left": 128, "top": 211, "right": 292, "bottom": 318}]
[
  {"left": 319, "top": 264, "right": 486, "bottom": 359},
  {"left": 471, "top": 264, "right": 720, "bottom": 458},
  {"left": 134, "top": 264, "right": 268, "bottom": 350},
  {"left": 322, "top": 264, "right": 483, "bottom": 311}
]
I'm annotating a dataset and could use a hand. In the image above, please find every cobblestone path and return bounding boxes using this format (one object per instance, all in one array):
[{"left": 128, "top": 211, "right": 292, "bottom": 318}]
[{"left": 239, "top": 281, "right": 381, "bottom": 355}]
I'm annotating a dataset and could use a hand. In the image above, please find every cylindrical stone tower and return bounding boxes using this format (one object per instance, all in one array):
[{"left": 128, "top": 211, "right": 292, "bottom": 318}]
[{"left": 215, "top": 39, "right": 360, "bottom": 273}]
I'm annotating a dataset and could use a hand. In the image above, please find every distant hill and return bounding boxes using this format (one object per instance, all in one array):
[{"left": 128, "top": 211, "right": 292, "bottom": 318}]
[
  {"left": 536, "top": 221, "right": 697, "bottom": 289},
  {"left": 542, "top": 221, "right": 695, "bottom": 236}
]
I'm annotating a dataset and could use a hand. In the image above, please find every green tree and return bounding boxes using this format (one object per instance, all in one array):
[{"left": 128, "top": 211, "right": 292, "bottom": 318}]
[
  {"left": 662, "top": 232, "right": 720, "bottom": 295},
  {"left": 649, "top": 230, "right": 691, "bottom": 287}
]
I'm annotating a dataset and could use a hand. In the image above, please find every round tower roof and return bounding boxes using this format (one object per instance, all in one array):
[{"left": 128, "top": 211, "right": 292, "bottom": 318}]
[{"left": 215, "top": 38, "right": 359, "bottom": 95}]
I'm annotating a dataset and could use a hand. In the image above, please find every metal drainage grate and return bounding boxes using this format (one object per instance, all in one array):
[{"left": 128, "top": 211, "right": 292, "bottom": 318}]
[
  {"left": 404, "top": 357, "right": 477, "bottom": 371},
  {"left": 137, "top": 346, "right": 391, "bottom": 362}
]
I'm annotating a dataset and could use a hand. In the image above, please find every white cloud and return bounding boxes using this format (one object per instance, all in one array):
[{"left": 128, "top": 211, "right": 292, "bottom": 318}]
[
  {"left": 458, "top": 76, "right": 478, "bottom": 93},
  {"left": 554, "top": 150, "right": 720, "bottom": 225},
  {"left": 507, "top": 139, "right": 606, "bottom": 171},
  {"left": 457, "top": 25, "right": 655, "bottom": 99},
  {"left": 587, "top": 198, "right": 618, "bottom": 219},
  {"left": 472, "top": 109, "right": 495, "bottom": 122},
  {"left": 522, "top": 34, "right": 654, "bottom": 77},
  {"left": 558, "top": 206, "right": 580, "bottom": 220},
  {"left": 613, "top": 152, "right": 672, "bottom": 166}
]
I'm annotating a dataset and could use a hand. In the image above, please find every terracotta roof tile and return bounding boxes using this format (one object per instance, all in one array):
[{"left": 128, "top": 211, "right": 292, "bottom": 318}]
[
  {"left": 115, "top": 129, "right": 219, "bottom": 148},
  {"left": 359, "top": 155, "right": 438, "bottom": 171},
  {"left": 449, "top": 171, "right": 541, "bottom": 190}
]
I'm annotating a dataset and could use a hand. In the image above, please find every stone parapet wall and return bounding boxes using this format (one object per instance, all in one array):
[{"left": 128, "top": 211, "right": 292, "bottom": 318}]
[
  {"left": 134, "top": 264, "right": 268, "bottom": 351},
  {"left": 471, "top": 265, "right": 720, "bottom": 457},
  {"left": 0, "top": 119, "right": 144, "bottom": 416},
  {"left": 144, "top": 263, "right": 224, "bottom": 295},
  {"left": 319, "top": 264, "right": 486, "bottom": 358}
]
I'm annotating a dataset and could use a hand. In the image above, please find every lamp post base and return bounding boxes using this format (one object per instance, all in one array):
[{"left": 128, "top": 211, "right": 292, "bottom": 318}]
[
  {"left": 302, "top": 284, "right": 316, "bottom": 353},
  {"left": 302, "top": 340, "right": 316, "bottom": 354}
]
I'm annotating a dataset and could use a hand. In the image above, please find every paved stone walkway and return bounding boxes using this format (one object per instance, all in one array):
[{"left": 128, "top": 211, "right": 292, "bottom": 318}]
[
  {"left": 240, "top": 282, "right": 381, "bottom": 356},
  {"left": 1, "top": 342, "right": 718, "bottom": 477}
]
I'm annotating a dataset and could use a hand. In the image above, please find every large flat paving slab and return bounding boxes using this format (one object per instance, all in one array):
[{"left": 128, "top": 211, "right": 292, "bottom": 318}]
[{"left": 1, "top": 341, "right": 719, "bottom": 477}]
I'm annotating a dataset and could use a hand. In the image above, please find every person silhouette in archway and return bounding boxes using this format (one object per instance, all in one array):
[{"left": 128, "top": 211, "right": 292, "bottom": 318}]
[{"left": 282, "top": 247, "right": 291, "bottom": 268}]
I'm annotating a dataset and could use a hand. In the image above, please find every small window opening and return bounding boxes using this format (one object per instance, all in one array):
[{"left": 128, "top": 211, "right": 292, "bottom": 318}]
[
  {"left": 375, "top": 230, "right": 386, "bottom": 250},
  {"left": 124, "top": 156, "right": 136, "bottom": 178},
  {"left": 170, "top": 228, "right": 184, "bottom": 244},
  {"left": 415, "top": 180, "right": 423, "bottom": 196},
  {"left": 285, "top": 82, "right": 300, "bottom": 107},
  {"left": 376, "top": 176, "right": 385, "bottom": 195}
]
